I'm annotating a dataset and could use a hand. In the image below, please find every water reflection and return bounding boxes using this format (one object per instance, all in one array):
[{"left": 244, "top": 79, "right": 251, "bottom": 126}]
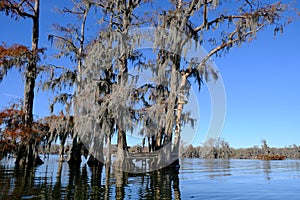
[
  {"left": 0, "top": 162, "right": 39, "bottom": 199},
  {"left": 2, "top": 157, "right": 300, "bottom": 199},
  {"left": 261, "top": 159, "right": 300, "bottom": 180},
  {"left": 111, "top": 167, "right": 180, "bottom": 199},
  {"left": 204, "top": 159, "right": 231, "bottom": 179},
  {"left": 0, "top": 156, "right": 181, "bottom": 199},
  {"left": 263, "top": 160, "right": 271, "bottom": 180}
]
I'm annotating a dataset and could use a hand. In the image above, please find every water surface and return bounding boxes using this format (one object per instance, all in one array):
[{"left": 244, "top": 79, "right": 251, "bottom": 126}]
[{"left": 1, "top": 156, "right": 300, "bottom": 199}]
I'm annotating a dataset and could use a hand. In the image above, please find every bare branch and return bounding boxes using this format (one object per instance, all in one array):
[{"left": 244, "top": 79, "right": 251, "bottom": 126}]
[
  {"left": 62, "top": 7, "right": 84, "bottom": 15},
  {"left": 194, "top": 15, "right": 247, "bottom": 32},
  {"left": 199, "top": 25, "right": 264, "bottom": 67},
  {"left": 48, "top": 34, "right": 78, "bottom": 55}
]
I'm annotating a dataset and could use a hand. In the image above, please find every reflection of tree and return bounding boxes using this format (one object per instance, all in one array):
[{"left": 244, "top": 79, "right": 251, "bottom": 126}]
[
  {"left": 153, "top": 168, "right": 181, "bottom": 199},
  {"left": 10, "top": 166, "right": 37, "bottom": 199},
  {"left": 0, "top": 164, "right": 14, "bottom": 198},
  {"left": 90, "top": 165, "right": 103, "bottom": 199},
  {"left": 263, "top": 160, "right": 271, "bottom": 180},
  {"left": 104, "top": 167, "right": 181, "bottom": 200},
  {"left": 105, "top": 166, "right": 111, "bottom": 200},
  {"left": 0, "top": 158, "right": 183, "bottom": 199},
  {"left": 172, "top": 169, "right": 181, "bottom": 199},
  {"left": 141, "top": 168, "right": 181, "bottom": 199},
  {"left": 114, "top": 169, "right": 128, "bottom": 200},
  {"left": 205, "top": 159, "right": 231, "bottom": 179},
  {"left": 65, "top": 165, "right": 89, "bottom": 199},
  {"left": 52, "top": 161, "right": 63, "bottom": 199}
]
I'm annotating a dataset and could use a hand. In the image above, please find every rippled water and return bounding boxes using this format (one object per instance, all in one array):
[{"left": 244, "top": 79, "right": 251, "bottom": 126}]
[{"left": 1, "top": 156, "right": 300, "bottom": 199}]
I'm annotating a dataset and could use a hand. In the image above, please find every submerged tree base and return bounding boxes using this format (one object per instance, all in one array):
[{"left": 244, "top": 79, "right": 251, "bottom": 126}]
[
  {"left": 87, "top": 155, "right": 103, "bottom": 167},
  {"left": 168, "top": 159, "right": 180, "bottom": 169},
  {"left": 34, "top": 156, "right": 44, "bottom": 166},
  {"left": 15, "top": 143, "right": 44, "bottom": 167},
  {"left": 14, "top": 155, "right": 44, "bottom": 168}
]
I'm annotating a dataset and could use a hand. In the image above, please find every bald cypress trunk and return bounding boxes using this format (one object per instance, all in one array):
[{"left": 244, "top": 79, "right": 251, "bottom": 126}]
[
  {"left": 67, "top": 135, "right": 82, "bottom": 165},
  {"left": 16, "top": 0, "right": 43, "bottom": 167},
  {"left": 105, "top": 133, "right": 111, "bottom": 166},
  {"left": 172, "top": 72, "right": 188, "bottom": 161},
  {"left": 113, "top": 128, "right": 129, "bottom": 169},
  {"left": 68, "top": 3, "right": 91, "bottom": 166}
]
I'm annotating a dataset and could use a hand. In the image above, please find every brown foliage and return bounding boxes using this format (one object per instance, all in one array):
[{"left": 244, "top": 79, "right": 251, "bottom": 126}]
[
  {"left": 0, "top": 44, "right": 30, "bottom": 65},
  {"left": 0, "top": 0, "right": 35, "bottom": 19},
  {"left": 257, "top": 154, "right": 287, "bottom": 160},
  {"left": 0, "top": 102, "right": 48, "bottom": 157}
]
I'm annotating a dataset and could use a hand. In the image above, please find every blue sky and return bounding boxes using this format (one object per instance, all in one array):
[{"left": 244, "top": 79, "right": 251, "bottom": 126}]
[
  {"left": 215, "top": 20, "right": 300, "bottom": 148},
  {"left": 0, "top": 1, "right": 300, "bottom": 148}
]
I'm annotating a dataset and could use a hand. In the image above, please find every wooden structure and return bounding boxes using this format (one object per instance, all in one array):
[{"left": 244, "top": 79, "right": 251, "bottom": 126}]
[{"left": 125, "top": 152, "right": 179, "bottom": 172}]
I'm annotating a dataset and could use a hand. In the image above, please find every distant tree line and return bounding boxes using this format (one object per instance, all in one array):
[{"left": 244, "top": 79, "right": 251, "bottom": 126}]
[
  {"left": 41, "top": 139, "right": 300, "bottom": 161},
  {"left": 181, "top": 139, "right": 300, "bottom": 160}
]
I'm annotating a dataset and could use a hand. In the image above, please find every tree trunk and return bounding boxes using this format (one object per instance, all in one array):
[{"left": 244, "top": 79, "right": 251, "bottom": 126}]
[
  {"left": 113, "top": 17, "right": 130, "bottom": 168},
  {"left": 67, "top": 135, "right": 82, "bottom": 165},
  {"left": 16, "top": 0, "right": 42, "bottom": 167},
  {"left": 87, "top": 135, "right": 104, "bottom": 166},
  {"left": 147, "top": 136, "right": 151, "bottom": 152},
  {"left": 87, "top": 155, "right": 102, "bottom": 166},
  {"left": 105, "top": 133, "right": 111, "bottom": 166},
  {"left": 172, "top": 73, "right": 188, "bottom": 159},
  {"left": 155, "top": 128, "right": 164, "bottom": 150},
  {"left": 68, "top": 3, "right": 90, "bottom": 167},
  {"left": 58, "top": 137, "right": 66, "bottom": 162},
  {"left": 159, "top": 55, "right": 179, "bottom": 166},
  {"left": 113, "top": 128, "right": 129, "bottom": 169}
]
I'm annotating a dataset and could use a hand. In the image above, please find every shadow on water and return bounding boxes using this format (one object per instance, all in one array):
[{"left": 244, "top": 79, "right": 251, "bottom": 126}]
[{"left": 0, "top": 155, "right": 181, "bottom": 199}]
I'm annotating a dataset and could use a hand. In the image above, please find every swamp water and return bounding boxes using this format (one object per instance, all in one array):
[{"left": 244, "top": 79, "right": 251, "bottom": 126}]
[{"left": 1, "top": 155, "right": 300, "bottom": 199}]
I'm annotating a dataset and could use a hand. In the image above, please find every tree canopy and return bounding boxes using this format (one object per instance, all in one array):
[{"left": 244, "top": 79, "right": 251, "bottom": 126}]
[{"left": 0, "top": 0, "right": 298, "bottom": 170}]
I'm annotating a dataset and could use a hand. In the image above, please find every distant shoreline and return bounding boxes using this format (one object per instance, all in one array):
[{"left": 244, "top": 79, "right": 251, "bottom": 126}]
[{"left": 37, "top": 143, "right": 300, "bottom": 161}]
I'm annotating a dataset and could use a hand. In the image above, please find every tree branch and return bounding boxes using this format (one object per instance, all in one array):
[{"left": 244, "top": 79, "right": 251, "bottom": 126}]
[
  {"left": 194, "top": 15, "right": 247, "bottom": 32},
  {"left": 62, "top": 7, "right": 84, "bottom": 15},
  {"left": 48, "top": 34, "right": 78, "bottom": 55},
  {"left": 2, "top": 0, "right": 35, "bottom": 19},
  {"left": 199, "top": 25, "right": 264, "bottom": 67}
]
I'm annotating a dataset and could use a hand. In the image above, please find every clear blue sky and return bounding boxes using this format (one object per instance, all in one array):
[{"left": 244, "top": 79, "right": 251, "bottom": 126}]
[
  {"left": 218, "top": 19, "right": 300, "bottom": 148},
  {"left": 0, "top": 1, "right": 299, "bottom": 148}
]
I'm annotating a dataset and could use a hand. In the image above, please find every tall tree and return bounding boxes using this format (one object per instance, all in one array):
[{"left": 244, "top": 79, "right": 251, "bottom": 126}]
[
  {"left": 80, "top": 0, "right": 293, "bottom": 171},
  {"left": 150, "top": 0, "right": 292, "bottom": 167},
  {"left": 80, "top": 0, "right": 151, "bottom": 169},
  {"left": 44, "top": 0, "right": 97, "bottom": 165},
  {"left": 0, "top": 0, "right": 43, "bottom": 166}
]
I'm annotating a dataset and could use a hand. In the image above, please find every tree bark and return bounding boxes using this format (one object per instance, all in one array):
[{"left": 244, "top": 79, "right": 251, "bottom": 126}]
[
  {"left": 67, "top": 135, "right": 82, "bottom": 165},
  {"left": 105, "top": 133, "right": 111, "bottom": 166},
  {"left": 16, "top": 0, "right": 42, "bottom": 167},
  {"left": 172, "top": 73, "right": 188, "bottom": 157},
  {"left": 159, "top": 54, "right": 180, "bottom": 166},
  {"left": 87, "top": 134, "right": 104, "bottom": 166},
  {"left": 58, "top": 135, "right": 67, "bottom": 162},
  {"left": 113, "top": 128, "right": 128, "bottom": 168},
  {"left": 155, "top": 127, "right": 164, "bottom": 151}
]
